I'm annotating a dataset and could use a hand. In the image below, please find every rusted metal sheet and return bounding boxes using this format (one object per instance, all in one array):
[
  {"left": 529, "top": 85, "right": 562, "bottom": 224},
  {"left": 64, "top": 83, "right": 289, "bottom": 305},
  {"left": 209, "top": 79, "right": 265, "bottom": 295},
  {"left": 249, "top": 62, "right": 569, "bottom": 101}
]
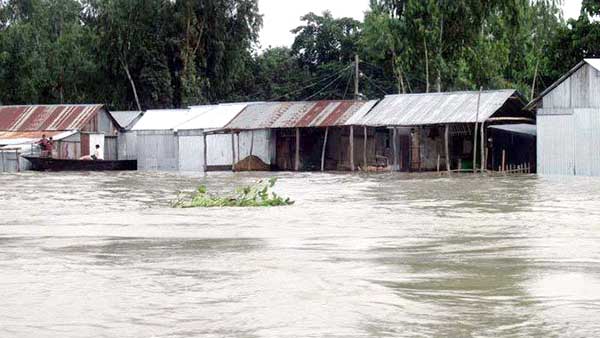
[
  {"left": 0, "top": 105, "right": 105, "bottom": 131},
  {"left": 225, "top": 100, "right": 379, "bottom": 130}
]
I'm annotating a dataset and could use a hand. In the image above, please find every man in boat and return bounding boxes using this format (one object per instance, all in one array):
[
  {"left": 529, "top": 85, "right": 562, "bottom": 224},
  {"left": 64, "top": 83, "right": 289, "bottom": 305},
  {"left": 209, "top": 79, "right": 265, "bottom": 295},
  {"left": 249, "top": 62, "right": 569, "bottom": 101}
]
[
  {"left": 80, "top": 144, "right": 103, "bottom": 161},
  {"left": 36, "top": 135, "right": 50, "bottom": 157}
]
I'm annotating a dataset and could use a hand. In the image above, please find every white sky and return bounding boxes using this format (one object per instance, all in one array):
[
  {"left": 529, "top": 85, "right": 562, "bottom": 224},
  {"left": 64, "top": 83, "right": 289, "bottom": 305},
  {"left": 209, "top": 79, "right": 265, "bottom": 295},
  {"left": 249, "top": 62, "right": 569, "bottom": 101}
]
[{"left": 258, "top": 0, "right": 584, "bottom": 49}]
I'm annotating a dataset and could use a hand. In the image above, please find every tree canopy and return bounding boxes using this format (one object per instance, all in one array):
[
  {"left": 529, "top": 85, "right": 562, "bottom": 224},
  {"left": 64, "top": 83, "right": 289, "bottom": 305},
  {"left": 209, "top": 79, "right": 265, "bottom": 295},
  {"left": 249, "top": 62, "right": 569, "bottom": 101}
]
[{"left": 0, "top": 0, "right": 594, "bottom": 109}]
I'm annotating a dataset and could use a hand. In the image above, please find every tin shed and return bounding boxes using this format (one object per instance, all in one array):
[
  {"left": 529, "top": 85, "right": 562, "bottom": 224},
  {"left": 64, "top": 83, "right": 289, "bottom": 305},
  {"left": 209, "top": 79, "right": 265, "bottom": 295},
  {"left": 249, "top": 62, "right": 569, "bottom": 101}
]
[{"left": 527, "top": 59, "right": 600, "bottom": 176}]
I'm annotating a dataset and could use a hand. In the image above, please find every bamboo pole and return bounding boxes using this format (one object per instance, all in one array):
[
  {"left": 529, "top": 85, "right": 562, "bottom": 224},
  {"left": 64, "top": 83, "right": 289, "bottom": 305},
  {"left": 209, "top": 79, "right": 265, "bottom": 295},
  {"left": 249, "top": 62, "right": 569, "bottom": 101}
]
[
  {"left": 349, "top": 126, "right": 355, "bottom": 171},
  {"left": 295, "top": 128, "right": 300, "bottom": 171},
  {"left": 363, "top": 126, "right": 368, "bottom": 170},
  {"left": 248, "top": 130, "right": 255, "bottom": 171},
  {"left": 1, "top": 151, "right": 4, "bottom": 172},
  {"left": 231, "top": 133, "right": 236, "bottom": 170},
  {"left": 236, "top": 133, "right": 240, "bottom": 164},
  {"left": 393, "top": 128, "right": 398, "bottom": 171},
  {"left": 321, "top": 127, "right": 329, "bottom": 172},
  {"left": 473, "top": 87, "right": 482, "bottom": 173},
  {"left": 481, "top": 123, "right": 486, "bottom": 172},
  {"left": 16, "top": 150, "right": 20, "bottom": 172},
  {"left": 445, "top": 124, "right": 450, "bottom": 172},
  {"left": 202, "top": 133, "right": 207, "bottom": 172},
  {"left": 437, "top": 153, "right": 441, "bottom": 172},
  {"left": 502, "top": 149, "right": 506, "bottom": 172}
]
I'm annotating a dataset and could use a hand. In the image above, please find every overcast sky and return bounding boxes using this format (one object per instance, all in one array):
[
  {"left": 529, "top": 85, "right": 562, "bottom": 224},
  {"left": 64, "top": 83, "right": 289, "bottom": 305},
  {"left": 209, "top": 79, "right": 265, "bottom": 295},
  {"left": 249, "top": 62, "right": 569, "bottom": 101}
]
[{"left": 258, "top": 0, "right": 584, "bottom": 49}]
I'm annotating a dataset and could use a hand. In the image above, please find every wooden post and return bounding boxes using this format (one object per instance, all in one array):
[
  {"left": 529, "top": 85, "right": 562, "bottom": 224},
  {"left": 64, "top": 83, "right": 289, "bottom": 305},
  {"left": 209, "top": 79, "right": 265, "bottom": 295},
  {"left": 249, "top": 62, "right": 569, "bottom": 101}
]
[
  {"left": 473, "top": 87, "right": 482, "bottom": 173},
  {"left": 354, "top": 55, "right": 360, "bottom": 100},
  {"left": 392, "top": 128, "right": 398, "bottom": 171},
  {"left": 321, "top": 127, "right": 329, "bottom": 172},
  {"left": 484, "top": 147, "right": 488, "bottom": 173},
  {"left": 349, "top": 126, "right": 355, "bottom": 171},
  {"left": 437, "top": 153, "right": 441, "bottom": 173},
  {"left": 231, "top": 133, "right": 236, "bottom": 170},
  {"left": 363, "top": 126, "right": 368, "bottom": 171},
  {"left": 16, "top": 150, "right": 20, "bottom": 172},
  {"left": 445, "top": 124, "right": 451, "bottom": 172},
  {"left": 236, "top": 132, "right": 240, "bottom": 163},
  {"left": 1, "top": 151, "right": 5, "bottom": 172},
  {"left": 480, "top": 122, "right": 485, "bottom": 172},
  {"left": 202, "top": 133, "right": 208, "bottom": 172},
  {"left": 501, "top": 149, "right": 506, "bottom": 172},
  {"left": 295, "top": 128, "right": 300, "bottom": 171}
]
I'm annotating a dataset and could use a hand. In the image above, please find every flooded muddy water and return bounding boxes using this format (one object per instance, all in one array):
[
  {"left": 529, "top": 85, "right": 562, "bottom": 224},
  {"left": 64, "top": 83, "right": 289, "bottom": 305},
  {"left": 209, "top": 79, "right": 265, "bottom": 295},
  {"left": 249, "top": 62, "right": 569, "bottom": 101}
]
[{"left": 1, "top": 171, "right": 600, "bottom": 337}]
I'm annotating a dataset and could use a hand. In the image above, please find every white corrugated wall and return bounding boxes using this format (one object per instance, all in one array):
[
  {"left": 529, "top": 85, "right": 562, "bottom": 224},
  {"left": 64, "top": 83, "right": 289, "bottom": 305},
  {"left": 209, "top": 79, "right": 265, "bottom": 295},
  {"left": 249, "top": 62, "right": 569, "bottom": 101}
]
[
  {"left": 136, "top": 131, "right": 178, "bottom": 171},
  {"left": 537, "top": 114, "right": 575, "bottom": 175},
  {"left": 178, "top": 134, "right": 204, "bottom": 171},
  {"left": 574, "top": 109, "right": 600, "bottom": 176}
]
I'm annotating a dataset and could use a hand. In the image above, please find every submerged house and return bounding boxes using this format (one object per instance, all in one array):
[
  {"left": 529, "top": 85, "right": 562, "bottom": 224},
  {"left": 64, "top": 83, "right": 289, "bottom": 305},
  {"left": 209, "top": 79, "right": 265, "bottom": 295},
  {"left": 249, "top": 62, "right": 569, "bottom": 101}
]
[
  {"left": 526, "top": 59, "right": 600, "bottom": 176},
  {"left": 131, "top": 103, "right": 255, "bottom": 171},
  {"left": 357, "top": 90, "right": 532, "bottom": 172},
  {"left": 222, "top": 100, "right": 379, "bottom": 171},
  {"left": 0, "top": 104, "right": 122, "bottom": 171}
]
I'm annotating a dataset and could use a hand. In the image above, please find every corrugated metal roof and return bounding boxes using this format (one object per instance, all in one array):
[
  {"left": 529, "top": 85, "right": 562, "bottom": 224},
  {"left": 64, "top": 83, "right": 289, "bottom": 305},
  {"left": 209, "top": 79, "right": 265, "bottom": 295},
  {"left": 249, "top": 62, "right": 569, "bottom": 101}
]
[
  {"left": 526, "top": 59, "right": 600, "bottom": 110},
  {"left": 489, "top": 124, "right": 536, "bottom": 136},
  {"left": 109, "top": 111, "right": 143, "bottom": 130},
  {"left": 132, "top": 103, "right": 253, "bottom": 131},
  {"left": 225, "top": 100, "right": 379, "bottom": 130},
  {"left": 0, "top": 130, "right": 78, "bottom": 145},
  {"left": 357, "top": 90, "right": 519, "bottom": 126},
  {"left": 0, "top": 105, "right": 105, "bottom": 131},
  {"left": 177, "top": 103, "right": 250, "bottom": 130},
  {"left": 131, "top": 109, "right": 193, "bottom": 131}
]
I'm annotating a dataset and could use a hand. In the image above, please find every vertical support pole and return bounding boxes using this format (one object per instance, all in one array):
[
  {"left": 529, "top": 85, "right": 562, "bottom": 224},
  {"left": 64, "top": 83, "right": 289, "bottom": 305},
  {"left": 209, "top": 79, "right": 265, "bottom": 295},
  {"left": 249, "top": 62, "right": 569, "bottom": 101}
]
[
  {"left": 445, "top": 124, "right": 451, "bottom": 172},
  {"left": 249, "top": 130, "right": 255, "bottom": 171},
  {"left": 349, "top": 126, "right": 355, "bottom": 171},
  {"left": 363, "top": 126, "right": 368, "bottom": 171},
  {"left": 231, "top": 132, "right": 236, "bottom": 170},
  {"left": 1, "top": 151, "right": 5, "bottom": 172},
  {"left": 502, "top": 149, "right": 506, "bottom": 173},
  {"left": 295, "top": 128, "right": 300, "bottom": 171},
  {"left": 236, "top": 133, "right": 240, "bottom": 163},
  {"left": 321, "top": 127, "right": 329, "bottom": 172},
  {"left": 202, "top": 133, "right": 208, "bottom": 172},
  {"left": 473, "top": 87, "right": 482, "bottom": 173},
  {"left": 437, "top": 154, "right": 441, "bottom": 173},
  {"left": 16, "top": 150, "right": 20, "bottom": 172},
  {"left": 481, "top": 123, "right": 486, "bottom": 172},
  {"left": 392, "top": 128, "right": 398, "bottom": 171}
]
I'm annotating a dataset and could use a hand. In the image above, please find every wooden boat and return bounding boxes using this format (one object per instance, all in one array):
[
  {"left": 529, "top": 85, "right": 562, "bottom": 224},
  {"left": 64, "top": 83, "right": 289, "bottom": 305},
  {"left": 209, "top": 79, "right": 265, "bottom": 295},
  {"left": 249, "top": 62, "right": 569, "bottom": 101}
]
[{"left": 23, "top": 156, "right": 137, "bottom": 171}]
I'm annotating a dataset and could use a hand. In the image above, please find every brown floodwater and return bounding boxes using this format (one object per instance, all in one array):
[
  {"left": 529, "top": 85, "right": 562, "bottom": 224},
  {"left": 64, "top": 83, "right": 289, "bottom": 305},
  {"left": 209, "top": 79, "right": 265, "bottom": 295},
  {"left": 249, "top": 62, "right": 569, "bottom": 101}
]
[{"left": 1, "top": 171, "right": 600, "bottom": 337}]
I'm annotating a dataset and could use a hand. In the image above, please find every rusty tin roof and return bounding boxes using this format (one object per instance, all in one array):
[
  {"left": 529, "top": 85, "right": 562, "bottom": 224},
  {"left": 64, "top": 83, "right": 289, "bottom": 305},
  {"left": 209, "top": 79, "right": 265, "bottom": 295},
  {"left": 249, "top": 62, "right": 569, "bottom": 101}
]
[
  {"left": 0, "top": 105, "right": 105, "bottom": 131},
  {"left": 225, "top": 100, "right": 379, "bottom": 130}
]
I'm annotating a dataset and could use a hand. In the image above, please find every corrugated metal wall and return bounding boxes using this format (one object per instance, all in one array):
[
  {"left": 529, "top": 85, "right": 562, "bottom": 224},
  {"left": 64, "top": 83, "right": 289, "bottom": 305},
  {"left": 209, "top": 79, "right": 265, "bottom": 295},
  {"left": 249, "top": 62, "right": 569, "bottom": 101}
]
[
  {"left": 0, "top": 150, "right": 20, "bottom": 172},
  {"left": 118, "top": 132, "right": 137, "bottom": 160},
  {"left": 537, "top": 114, "right": 575, "bottom": 175},
  {"left": 136, "top": 130, "right": 178, "bottom": 171},
  {"left": 105, "top": 136, "right": 118, "bottom": 161},
  {"left": 178, "top": 134, "right": 204, "bottom": 171},
  {"left": 574, "top": 109, "right": 600, "bottom": 176}
]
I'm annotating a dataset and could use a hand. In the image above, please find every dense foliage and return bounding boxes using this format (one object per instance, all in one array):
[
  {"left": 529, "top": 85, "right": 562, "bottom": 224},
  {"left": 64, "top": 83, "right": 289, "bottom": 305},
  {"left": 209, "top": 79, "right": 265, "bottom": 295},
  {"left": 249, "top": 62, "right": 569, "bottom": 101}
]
[
  {"left": 172, "top": 178, "right": 294, "bottom": 208},
  {"left": 0, "top": 0, "right": 597, "bottom": 109}
]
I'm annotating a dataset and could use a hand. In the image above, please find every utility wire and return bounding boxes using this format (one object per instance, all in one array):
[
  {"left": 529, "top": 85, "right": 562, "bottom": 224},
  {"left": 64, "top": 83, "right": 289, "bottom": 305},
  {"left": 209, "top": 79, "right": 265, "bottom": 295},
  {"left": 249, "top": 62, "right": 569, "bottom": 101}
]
[
  {"left": 342, "top": 68, "right": 354, "bottom": 99},
  {"left": 269, "top": 65, "right": 352, "bottom": 101},
  {"left": 303, "top": 67, "right": 351, "bottom": 101},
  {"left": 363, "top": 73, "right": 390, "bottom": 96}
]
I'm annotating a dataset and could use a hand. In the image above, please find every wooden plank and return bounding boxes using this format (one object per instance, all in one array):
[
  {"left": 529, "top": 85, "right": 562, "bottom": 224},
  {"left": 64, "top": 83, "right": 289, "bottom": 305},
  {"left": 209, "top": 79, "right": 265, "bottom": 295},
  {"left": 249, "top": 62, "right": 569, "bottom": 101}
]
[
  {"left": 363, "top": 126, "right": 368, "bottom": 170},
  {"left": 295, "top": 128, "right": 300, "bottom": 171},
  {"left": 445, "top": 124, "right": 451, "bottom": 172},
  {"left": 349, "top": 126, "right": 355, "bottom": 171},
  {"left": 321, "top": 127, "right": 329, "bottom": 172}
]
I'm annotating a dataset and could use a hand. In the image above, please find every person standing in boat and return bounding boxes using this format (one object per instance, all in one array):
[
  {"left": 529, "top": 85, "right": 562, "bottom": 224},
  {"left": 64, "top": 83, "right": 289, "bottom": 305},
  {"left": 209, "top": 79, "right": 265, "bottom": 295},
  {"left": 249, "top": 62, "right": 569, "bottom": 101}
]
[
  {"left": 46, "top": 137, "right": 54, "bottom": 158},
  {"left": 80, "top": 144, "right": 103, "bottom": 161},
  {"left": 36, "top": 135, "right": 50, "bottom": 157}
]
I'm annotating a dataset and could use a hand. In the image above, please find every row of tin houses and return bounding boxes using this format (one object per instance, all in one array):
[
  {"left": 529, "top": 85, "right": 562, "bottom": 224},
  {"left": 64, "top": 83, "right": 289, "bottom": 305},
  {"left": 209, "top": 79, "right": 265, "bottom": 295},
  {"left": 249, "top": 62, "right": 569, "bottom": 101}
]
[{"left": 0, "top": 59, "right": 598, "bottom": 176}]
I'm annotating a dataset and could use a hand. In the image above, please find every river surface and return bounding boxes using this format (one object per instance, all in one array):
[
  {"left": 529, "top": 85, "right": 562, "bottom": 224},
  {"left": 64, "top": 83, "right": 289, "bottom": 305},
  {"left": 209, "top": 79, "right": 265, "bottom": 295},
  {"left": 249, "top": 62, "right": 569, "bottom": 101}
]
[{"left": 1, "top": 171, "right": 600, "bottom": 338}]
